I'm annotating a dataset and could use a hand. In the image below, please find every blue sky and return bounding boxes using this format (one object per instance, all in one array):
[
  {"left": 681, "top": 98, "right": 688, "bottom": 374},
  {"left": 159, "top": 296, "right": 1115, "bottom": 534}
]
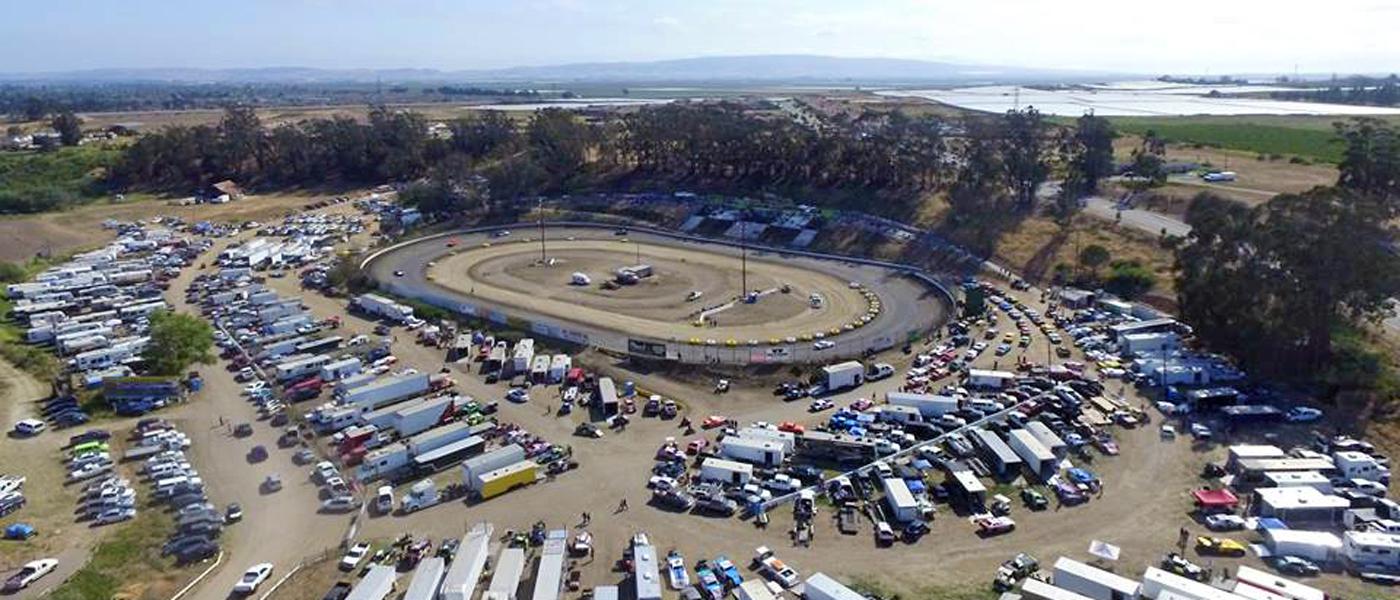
[{"left": 2, "top": 0, "right": 1395, "bottom": 74}]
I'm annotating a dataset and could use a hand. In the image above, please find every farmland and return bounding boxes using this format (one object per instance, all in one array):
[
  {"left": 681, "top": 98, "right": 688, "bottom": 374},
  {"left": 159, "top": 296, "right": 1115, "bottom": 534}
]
[{"left": 1105, "top": 114, "right": 1400, "bottom": 164}]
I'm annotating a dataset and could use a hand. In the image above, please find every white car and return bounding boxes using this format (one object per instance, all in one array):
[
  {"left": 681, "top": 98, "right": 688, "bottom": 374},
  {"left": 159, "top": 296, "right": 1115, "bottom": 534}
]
[
  {"left": 809, "top": 399, "right": 834, "bottom": 412},
  {"left": 320, "top": 496, "right": 361, "bottom": 513},
  {"left": 812, "top": 340, "right": 835, "bottom": 351},
  {"left": 242, "top": 381, "right": 266, "bottom": 395},
  {"left": 13, "top": 419, "right": 46, "bottom": 436},
  {"left": 1285, "top": 407, "right": 1323, "bottom": 423},
  {"left": 232, "top": 563, "right": 274, "bottom": 595},
  {"left": 506, "top": 389, "right": 530, "bottom": 403},
  {"left": 1205, "top": 514, "right": 1247, "bottom": 531},
  {"left": 314, "top": 461, "right": 339, "bottom": 483},
  {"left": 3, "top": 558, "right": 58, "bottom": 592},
  {"left": 340, "top": 542, "right": 371, "bottom": 571}
]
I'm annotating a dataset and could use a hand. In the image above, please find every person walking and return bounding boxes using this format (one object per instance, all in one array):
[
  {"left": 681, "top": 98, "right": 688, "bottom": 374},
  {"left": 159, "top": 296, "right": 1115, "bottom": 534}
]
[{"left": 617, "top": 498, "right": 629, "bottom": 512}]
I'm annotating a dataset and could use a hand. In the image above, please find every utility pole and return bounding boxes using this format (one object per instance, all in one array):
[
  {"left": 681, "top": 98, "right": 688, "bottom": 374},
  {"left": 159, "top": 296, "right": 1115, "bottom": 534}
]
[
  {"left": 740, "top": 219, "right": 748, "bottom": 295},
  {"left": 538, "top": 198, "right": 546, "bottom": 263}
]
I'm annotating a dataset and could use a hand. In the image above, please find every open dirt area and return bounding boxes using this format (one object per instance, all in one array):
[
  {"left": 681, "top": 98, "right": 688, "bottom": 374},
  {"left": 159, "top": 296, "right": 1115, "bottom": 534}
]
[
  {"left": 429, "top": 238, "right": 877, "bottom": 343},
  {"left": 0, "top": 189, "right": 361, "bottom": 263},
  {"left": 1111, "top": 135, "right": 1339, "bottom": 209}
]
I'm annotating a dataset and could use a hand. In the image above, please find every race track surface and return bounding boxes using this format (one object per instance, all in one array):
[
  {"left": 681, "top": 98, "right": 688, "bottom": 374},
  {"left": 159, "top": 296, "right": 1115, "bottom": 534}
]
[{"left": 366, "top": 225, "right": 949, "bottom": 364}]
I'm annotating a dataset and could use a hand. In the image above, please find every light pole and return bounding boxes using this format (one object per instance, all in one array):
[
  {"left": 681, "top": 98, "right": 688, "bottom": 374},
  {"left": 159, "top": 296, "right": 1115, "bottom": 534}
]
[
  {"left": 538, "top": 198, "right": 546, "bottom": 263},
  {"left": 740, "top": 217, "right": 748, "bottom": 296}
]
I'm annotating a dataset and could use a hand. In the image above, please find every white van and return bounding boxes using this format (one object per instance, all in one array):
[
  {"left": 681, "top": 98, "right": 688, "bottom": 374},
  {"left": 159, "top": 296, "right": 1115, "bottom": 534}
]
[{"left": 375, "top": 486, "right": 394, "bottom": 514}]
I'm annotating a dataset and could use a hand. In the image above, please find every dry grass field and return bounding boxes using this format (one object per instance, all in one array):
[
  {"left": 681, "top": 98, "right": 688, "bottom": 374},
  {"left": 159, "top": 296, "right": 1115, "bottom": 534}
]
[{"left": 0, "top": 188, "right": 361, "bottom": 263}]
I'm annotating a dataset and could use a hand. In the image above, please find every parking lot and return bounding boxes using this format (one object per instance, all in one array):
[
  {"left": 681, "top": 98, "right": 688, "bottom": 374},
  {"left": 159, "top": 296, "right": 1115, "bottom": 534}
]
[{"left": 4, "top": 194, "right": 1393, "bottom": 600}]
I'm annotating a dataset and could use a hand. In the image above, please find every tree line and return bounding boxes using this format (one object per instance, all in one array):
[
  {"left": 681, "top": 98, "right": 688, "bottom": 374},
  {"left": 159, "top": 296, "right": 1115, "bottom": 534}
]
[
  {"left": 1267, "top": 76, "right": 1400, "bottom": 107},
  {"left": 1175, "top": 118, "right": 1400, "bottom": 395}
]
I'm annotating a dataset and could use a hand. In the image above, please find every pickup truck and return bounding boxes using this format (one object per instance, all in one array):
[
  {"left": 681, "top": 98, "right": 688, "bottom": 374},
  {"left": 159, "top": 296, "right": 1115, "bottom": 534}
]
[{"left": 837, "top": 506, "right": 859, "bottom": 534}]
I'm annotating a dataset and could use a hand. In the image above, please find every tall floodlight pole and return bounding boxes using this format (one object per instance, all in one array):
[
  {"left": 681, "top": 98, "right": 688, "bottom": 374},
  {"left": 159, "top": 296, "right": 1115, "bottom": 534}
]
[
  {"left": 538, "top": 198, "right": 546, "bottom": 263},
  {"left": 740, "top": 216, "right": 748, "bottom": 295}
]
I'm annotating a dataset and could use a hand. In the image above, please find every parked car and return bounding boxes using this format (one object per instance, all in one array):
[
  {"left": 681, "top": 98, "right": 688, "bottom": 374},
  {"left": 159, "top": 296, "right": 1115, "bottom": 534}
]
[
  {"left": 1204, "top": 514, "right": 1247, "bottom": 531},
  {"left": 232, "top": 563, "right": 274, "bottom": 595},
  {"left": 1273, "top": 556, "right": 1320, "bottom": 576},
  {"left": 3, "top": 558, "right": 58, "bottom": 592},
  {"left": 340, "top": 542, "right": 371, "bottom": 571},
  {"left": 1195, "top": 535, "right": 1247, "bottom": 557}
]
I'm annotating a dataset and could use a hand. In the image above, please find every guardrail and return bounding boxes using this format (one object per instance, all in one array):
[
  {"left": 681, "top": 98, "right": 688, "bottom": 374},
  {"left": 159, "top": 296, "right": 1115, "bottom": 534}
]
[{"left": 361, "top": 220, "right": 960, "bottom": 364}]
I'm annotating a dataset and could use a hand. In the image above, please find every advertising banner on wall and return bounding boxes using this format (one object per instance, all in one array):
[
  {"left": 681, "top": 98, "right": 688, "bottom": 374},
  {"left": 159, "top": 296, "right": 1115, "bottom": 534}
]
[{"left": 627, "top": 339, "right": 669, "bottom": 359}]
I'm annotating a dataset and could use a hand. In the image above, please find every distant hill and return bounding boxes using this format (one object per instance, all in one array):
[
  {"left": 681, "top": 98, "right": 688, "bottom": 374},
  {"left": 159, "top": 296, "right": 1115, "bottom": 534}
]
[{"left": 0, "top": 55, "right": 1123, "bottom": 85}]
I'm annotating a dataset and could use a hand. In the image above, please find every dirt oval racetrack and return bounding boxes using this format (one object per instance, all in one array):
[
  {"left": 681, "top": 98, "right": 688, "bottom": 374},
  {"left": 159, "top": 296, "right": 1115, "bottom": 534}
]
[{"left": 366, "top": 225, "right": 950, "bottom": 363}]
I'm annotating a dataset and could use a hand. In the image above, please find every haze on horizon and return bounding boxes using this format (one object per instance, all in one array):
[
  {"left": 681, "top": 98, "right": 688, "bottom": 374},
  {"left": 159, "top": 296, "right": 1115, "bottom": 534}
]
[{"left": 2, "top": 0, "right": 1396, "bottom": 76}]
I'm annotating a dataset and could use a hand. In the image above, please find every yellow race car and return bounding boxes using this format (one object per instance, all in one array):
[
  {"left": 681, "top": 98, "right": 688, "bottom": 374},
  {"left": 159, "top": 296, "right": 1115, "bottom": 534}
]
[{"left": 1195, "top": 536, "right": 1247, "bottom": 557}]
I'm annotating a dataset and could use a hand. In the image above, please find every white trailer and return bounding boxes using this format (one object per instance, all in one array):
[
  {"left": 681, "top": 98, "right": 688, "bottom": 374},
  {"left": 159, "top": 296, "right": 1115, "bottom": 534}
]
[
  {"left": 439, "top": 523, "right": 493, "bottom": 600},
  {"left": 1007, "top": 429, "right": 1057, "bottom": 481},
  {"left": 699, "top": 458, "right": 753, "bottom": 485},
  {"left": 734, "top": 427, "right": 797, "bottom": 453},
  {"left": 346, "top": 565, "right": 397, "bottom": 600},
  {"left": 356, "top": 422, "right": 481, "bottom": 481},
  {"left": 547, "top": 354, "right": 570, "bottom": 383},
  {"left": 274, "top": 354, "right": 332, "bottom": 382},
  {"left": 482, "top": 547, "right": 526, "bottom": 600},
  {"left": 335, "top": 372, "right": 379, "bottom": 394},
  {"left": 967, "top": 369, "right": 1016, "bottom": 389},
  {"left": 402, "top": 557, "right": 444, "bottom": 600},
  {"left": 510, "top": 338, "right": 534, "bottom": 375},
  {"left": 530, "top": 354, "right": 550, "bottom": 382},
  {"left": 1141, "top": 567, "right": 1244, "bottom": 600},
  {"left": 1025, "top": 421, "right": 1068, "bottom": 459},
  {"left": 361, "top": 394, "right": 458, "bottom": 438},
  {"left": 340, "top": 373, "right": 431, "bottom": 412},
  {"left": 352, "top": 293, "right": 414, "bottom": 322},
  {"left": 633, "top": 536, "right": 662, "bottom": 600},
  {"left": 597, "top": 377, "right": 619, "bottom": 416},
  {"left": 1051, "top": 557, "right": 1142, "bottom": 600},
  {"left": 720, "top": 436, "right": 786, "bottom": 467},
  {"left": 803, "top": 573, "right": 864, "bottom": 600},
  {"left": 461, "top": 444, "right": 527, "bottom": 492},
  {"left": 886, "top": 392, "right": 959, "bottom": 418},
  {"left": 820, "top": 362, "right": 864, "bottom": 392},
  {"left": 319, "top": 357, "right": 362, "bottom": 381},
  {"left": 531, "top": 530, "right": 568, "bottom": 600},
  {"left": 882, "top": 478, "right": 919, "bottom": 522}
]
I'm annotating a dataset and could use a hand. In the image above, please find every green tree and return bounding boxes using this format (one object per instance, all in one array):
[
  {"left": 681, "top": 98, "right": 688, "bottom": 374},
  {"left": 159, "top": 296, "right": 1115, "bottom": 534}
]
[
  {"left": 1176, "top": 189, "right": 1400, "bottom": 374},
  {"left": 999, "top": 107, "right": 1050, "bottom": 208},
  {"left": 1063, "top": 113, "right": 1116, "bottom": 195},
  {"left": 1077, "top": 244, "right": 1111, "bottom": 276},
  {"left": 527, "top": 108, "right": 592, "bottom": 187},
  {"left": 1334, "top": 117, "right": 1399, "bottom": 213},
  {"left": 141, "top": 310, "right": 215, "bottom": 376},
  {"left": 1103, "top": 260, "right": 1156, "bottom": 299},
  {"left": 52, "top": 111, "right": 83, "bottom": 146}
]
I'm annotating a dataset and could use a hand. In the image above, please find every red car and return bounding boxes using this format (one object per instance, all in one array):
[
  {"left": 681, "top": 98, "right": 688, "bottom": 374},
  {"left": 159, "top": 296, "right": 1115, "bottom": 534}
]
[
  {"left": 446, "top": 238, "right": 459, "bottom": 247},
  {"left": 686, "top": 439, "right": 709, "bottom": 454},
  {"left": 701, "top": 415, "right": 728, "bottom": 429},
  {"left": 849, "top": 398, "right": 874, "bottom": 412},
  {"left": 777, "top": 421, "right": 805, "bottom": 434}
]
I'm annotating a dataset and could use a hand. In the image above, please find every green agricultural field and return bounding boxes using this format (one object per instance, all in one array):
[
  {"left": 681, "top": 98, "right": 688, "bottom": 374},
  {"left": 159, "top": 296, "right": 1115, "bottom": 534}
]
[
  {"left": 0, "top": 144, "right": 121, "bottom": 214},
  {"left": 1105, "top": 115, "right": 1400, "bottom": 164}
]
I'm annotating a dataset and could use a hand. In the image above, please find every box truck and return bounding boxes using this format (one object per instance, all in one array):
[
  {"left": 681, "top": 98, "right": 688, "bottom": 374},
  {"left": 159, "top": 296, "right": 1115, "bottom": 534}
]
[{"left": 817, "top": 362, "right": 864, "bottom": 395}]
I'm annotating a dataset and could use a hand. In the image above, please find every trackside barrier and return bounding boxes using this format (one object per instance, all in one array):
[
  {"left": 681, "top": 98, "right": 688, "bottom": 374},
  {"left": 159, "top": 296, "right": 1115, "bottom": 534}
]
[{"left": 168, "top": 550, "right": 225, "bottom": 600}]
